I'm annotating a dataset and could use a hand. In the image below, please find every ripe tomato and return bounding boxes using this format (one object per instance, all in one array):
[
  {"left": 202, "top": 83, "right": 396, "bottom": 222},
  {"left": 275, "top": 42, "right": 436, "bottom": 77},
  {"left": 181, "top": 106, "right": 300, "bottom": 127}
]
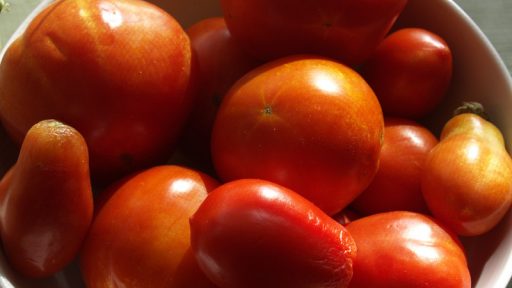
[
  {"left": 179, "top": 17, "right": 260, "bottom": 171},
  {"left": 220, "top": 0, "right": 408, "bottom": 66},
  {"left": 360, "top": 28, "right": 453, "bottom": 119},
  {"left": 190, "top": 179, "right": 357, "bottom": 288},
  {"left": 346, "top": 211, "right": 471, "bottom": 288},
  {"left": 0, "top": 120, "right": 93, "bottom": 278},
  {"left": 421, "top": 106, "right": 512, "bottom": 236},
  {"left": 0, "top": 0, "right": 195, "bottom": 182},
  {"left": 211, "top": 55, "right": 384, "bottom": 215},
  {"left": 80, "top": 165, "right": 219, "bottom": 287},
  {"left": 351, "top": 117, "right": 437, "bottom": 215}
]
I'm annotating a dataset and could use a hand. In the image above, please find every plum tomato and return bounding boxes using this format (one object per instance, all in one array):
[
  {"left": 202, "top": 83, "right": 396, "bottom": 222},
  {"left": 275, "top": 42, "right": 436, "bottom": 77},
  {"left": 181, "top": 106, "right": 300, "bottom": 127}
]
[
  {"left": 0, "top": 0, "right": 196, "bottom": 183},
  {"left": 0, "top": 120, "right": 93, "bottom": 278},
  {"left": 421, "top": 104, "right": 512, "bottom": 236},
  {"left": 211, "top": 55, "right": 384, "bottom": 216},
  {"left": 220, "top": 0, "right": 408, "bottom": 66},
  {"left": 351, "top": 117, "right": 438, "bottom": 215},
  {"left": 190, "top": 179, "right": 357, "bottom": 288},
  {"left": 80, "top": 165, "right": 219, "bottom": 287},
  {"left": 360, "top": 27, "right": 453, "bottom": 119},
  {"left": 346, "top": 211, "right": 471, "bottom": 288}
]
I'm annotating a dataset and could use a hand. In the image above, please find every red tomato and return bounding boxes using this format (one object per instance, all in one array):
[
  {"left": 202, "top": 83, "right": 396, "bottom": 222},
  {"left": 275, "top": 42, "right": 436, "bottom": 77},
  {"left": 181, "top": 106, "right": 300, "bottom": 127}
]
[
  {"left": 351, "top": 117, "right": 438, "bottom": 215},
  {"left": 422, "top": 108, "right": 512, "bottom": 236},
  {"left": 80, "top": 165, "right": 219, "bottom": 287},
  {"left": 0, "top": 120, "right": 93, "bottom": 278},
  {"left": 0, "top": 0, "right": 195, "bottom": 182},
  {"left": 190, "top": 179, "right": 357, "bottom": 288},
  {"left": 360, "top": 28, "right": 453, "bottom": 119},
  {"left": 220, "top": 0, "right": 408, "bottom": 66},
  {"left": 211, "top": 55, "right": 384, "bottom": 215},
  {"left": 346, "top": 211, "right": 471, "bottom": 288},
  {"left": 179, "top": 17, "right": 260, "bottom": 171}
]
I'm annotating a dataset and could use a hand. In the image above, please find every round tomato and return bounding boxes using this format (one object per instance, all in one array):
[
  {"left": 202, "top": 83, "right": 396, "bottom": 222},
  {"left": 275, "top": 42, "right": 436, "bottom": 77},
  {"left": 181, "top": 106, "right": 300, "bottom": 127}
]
[
  {"left": 0, "top": 120, "right": 93, "bottom": 278},
  {"left": 220, "top": 0, "right": 408, "bottom": 66},
  {"left": 179, "top": 17, "right": 260, "bottom": 171},
  {"left": 190, "top": 179, "right": 357, "bottom": 288},
  {"left": 0, "top": 0, "right": 195, "bottom": 182},
  {"left": 351, "top": 117, "right": 437, "bottom": 215},
  {"left": 80, "top": 165, "right": 219, "bottom": 287},
  {"left": 422, "top": 108, "right": 512, "bottom": 236},
  {"left": 360, "top": 27, "right": 453, "bottom": 119},
  {"left": 211, "top": 55, "right": 384, "bottom": 215},
  {"left": 346, "top": 211, "right": 471, "bottom": 288}
]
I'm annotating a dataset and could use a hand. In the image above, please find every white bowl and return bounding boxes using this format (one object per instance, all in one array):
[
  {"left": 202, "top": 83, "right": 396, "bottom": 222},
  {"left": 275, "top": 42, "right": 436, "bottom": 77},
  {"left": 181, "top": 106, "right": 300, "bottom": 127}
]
[{"left": 1, "top": 0, "right": 511, "bottom": 287}]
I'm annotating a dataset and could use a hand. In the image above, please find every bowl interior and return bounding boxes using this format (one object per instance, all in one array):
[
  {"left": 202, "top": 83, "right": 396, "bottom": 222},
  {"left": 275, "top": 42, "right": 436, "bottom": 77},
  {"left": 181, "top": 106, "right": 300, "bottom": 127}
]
[{"left": 1, "top": 0, "right": 512, "bottom": 287}]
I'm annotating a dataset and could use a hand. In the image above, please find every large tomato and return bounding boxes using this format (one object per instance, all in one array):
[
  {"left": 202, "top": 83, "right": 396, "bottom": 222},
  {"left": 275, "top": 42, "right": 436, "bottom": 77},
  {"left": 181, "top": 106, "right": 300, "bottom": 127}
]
[
  {"left": 220, "top": 0, "right": 408, "bottom": 66},
  {"left": 346, "top": 211, "right": 471, "bottom": 288},
  {"left": 351, "top": 117, "right": 437, "bottom": 215},
  {"left": 0, "top": 0, "right": 195, "bottom": 182},
  {"left": 80, "top": 165, "right": 219, "bottom": 287},
  {"left": 211, "top": 55, "right": 384, "bottom": 215},
  {"left": 190, "top": 179, "right": 357, "bottom": 288}
]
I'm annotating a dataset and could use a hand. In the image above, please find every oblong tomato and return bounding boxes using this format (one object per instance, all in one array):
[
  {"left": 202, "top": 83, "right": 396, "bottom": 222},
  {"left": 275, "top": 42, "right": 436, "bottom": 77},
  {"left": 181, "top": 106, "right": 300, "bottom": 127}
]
[
  {"left": 211, "top": 55, "right": 384, "bottom": 215},
  {"left": 190, "top": 179, "right": 357, "bottom": 288}
]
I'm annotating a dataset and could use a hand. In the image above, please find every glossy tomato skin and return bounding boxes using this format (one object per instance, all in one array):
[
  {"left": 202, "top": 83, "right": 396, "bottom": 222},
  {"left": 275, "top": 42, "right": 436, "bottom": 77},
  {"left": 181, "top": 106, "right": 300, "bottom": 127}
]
[
  {"left": 190, "top": 179, "right": 357, "bottom": 288},
  {"left": 351, "top": 117, "right": 437, "bottom": 215},
  {"left": 346, "top": 211, "right": 471, "bottom": 288},
  {"left": 360, "top": 28, "right": 452, "bottom": 119},
  {"left": 422, "top": 112, "right": 512, "bottom": 236},
  {"left": 220, "top": 0, "right": 408, "bottom": 66},
  {"left": 0, "top": 0, "right": 195, "bottom": 182},
  {"left": 179, "top": 17, "right": 260, "bottom": 171},
  {"left": 80, "top": 165, "right": 219, "bottom": 288},
  {"left": 0, "top": 120, "right": 93, "bottom": 278},
  {"left": 211, "top": 55, "right": 384, "bottom": 215}
]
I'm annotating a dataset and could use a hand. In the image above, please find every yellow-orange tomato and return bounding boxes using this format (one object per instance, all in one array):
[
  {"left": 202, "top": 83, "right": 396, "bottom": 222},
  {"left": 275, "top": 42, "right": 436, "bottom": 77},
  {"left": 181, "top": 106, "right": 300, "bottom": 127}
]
[{"left": 422, "top": 107, "right": 512, "bottom": 236}]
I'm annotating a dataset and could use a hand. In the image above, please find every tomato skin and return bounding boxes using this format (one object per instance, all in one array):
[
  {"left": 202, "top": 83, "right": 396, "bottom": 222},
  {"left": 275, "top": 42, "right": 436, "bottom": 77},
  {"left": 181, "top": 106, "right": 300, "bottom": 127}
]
[
  {"left": 421, "top": 112, "right": 512, "bottom": 236},
  {"left": 0, "top": 120, "right": 93, "bottom": 278},
  {"left": 360, "top": 28, "right": 452, "bottom": 119},
  {"left": 346, "top": 211, "right": 471, "bottom": 288},
  {"left": 179, "top": 17, "right": 260, "bottom": 171},
  {"left": 190, "top": 179, "right": 357, "bottom": 288},
  {"left": 220, "top": 0, "right": 408, "bottom": 66},
  {"left": 0, "top": 0, "right": 195, "bottom": 182},
  {"left": 351, "top": 117, "right": 437, "bottom": 215},
  {"left": 80, "top": 165, "right": 219, "bottom": 288},
  {"left": 211, "top": 55, "right": 384, "bottom": 215}
]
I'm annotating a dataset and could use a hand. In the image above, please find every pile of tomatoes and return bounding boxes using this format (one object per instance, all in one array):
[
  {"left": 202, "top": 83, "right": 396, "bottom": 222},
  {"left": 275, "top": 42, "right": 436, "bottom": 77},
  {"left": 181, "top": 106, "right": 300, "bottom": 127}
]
[{"left": 0, "top": 0, "right": 511, "bottom": 287}]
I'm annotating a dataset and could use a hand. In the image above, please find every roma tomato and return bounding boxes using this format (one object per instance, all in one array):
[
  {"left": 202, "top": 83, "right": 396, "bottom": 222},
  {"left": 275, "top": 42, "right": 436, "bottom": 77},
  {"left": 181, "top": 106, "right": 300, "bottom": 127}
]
[
  {"left": 351, "top": 117, "right": 437, "bottom": 215},
  {"left": 360, "top": 28, "right": 453, "bottom": 119},
  {"left": 211, "top": 55, "right": 384, "bottom": 215},
  {"left": 0, "top": 120, "right": 93, "bottom": 278},
  {"left": 0, "top": 0, "right": 195, "bottom": 182},
  {"left": 190, "top": 179, "right": 357, "bottom": 288},
  {"left": 80, "top": 165, "right": 219, "bottom": 288},
  {"left": 220, "top": 0, "right": 408, "bottom": 66},
  {"left": 179, "top": 17, "right": 260, "bottom": 171},
  {"left": 421, "top": 104, "right": 512, "bottom": 236},
  {"left": 346, "top": 211, "right": 471, "bottom": 288}
]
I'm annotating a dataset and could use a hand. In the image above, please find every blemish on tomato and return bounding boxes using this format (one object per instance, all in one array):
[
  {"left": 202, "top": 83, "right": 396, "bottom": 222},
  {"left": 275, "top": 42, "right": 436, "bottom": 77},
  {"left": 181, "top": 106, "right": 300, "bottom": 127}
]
[{"left": 262, "top": 104, "right": 273, "bottom": 115}]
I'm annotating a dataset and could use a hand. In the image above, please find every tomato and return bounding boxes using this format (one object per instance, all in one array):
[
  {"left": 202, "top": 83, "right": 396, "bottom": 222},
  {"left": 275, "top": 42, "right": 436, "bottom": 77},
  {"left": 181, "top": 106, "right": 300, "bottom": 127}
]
[
  {"left": 351, "top": 117, "right": 437, "bottom": 215},
  {"left": 190, "top": 179, "right": 357, "bottom": 288},
  {"left": 346, "top": 211, "right": 471, "bottom": 288},
  {"left": 80, "top": 165, "right": 219, "bottom": 287},
  {"left": 0, "top": 120, "right": 93, "bottom": 278},
  {"left": 179, "top": 17, "right": 260, "bottom": 171},
  {"left": 220, "top": 0, "right": 408, "bottom": 66},
  {"left": 211, "top": 55, "right": 384, "bottom": 215},
  {"left": 360, "top": 27, "right": 453, "bottom": 119},
  {"left": 421, "top": 104, "right": 512, "bottom": 236},
  {"left": 0, "top": 0, "right": 195, "bottom": 182}
]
